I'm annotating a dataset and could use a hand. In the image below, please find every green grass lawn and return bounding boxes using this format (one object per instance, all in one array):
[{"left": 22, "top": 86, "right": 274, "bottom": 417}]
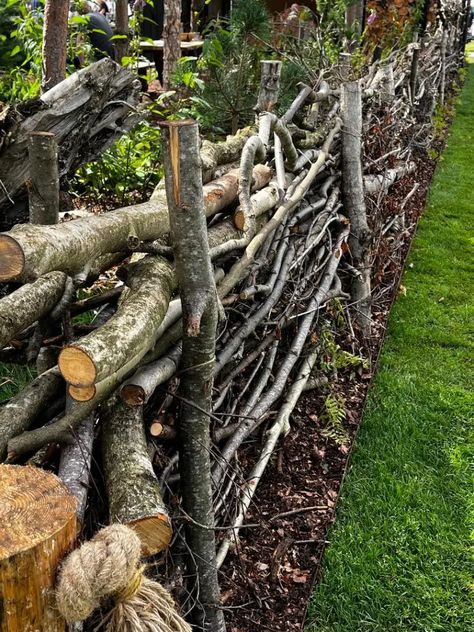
[{"left": 306, "top": 57, "right": 474, "bottom": 631}]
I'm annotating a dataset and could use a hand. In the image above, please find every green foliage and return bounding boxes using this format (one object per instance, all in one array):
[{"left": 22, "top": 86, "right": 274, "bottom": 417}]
[
  {"left": 0, "top": 0, "right": 43, "bottom": 102},
  {"left": 72, "top": 120, "right": 163, "bottom": 207},
  {"left": 319, "top": 325, "right": 368, "bottom": 374},
  {"left": 0, "top": 362, "right": 35, "bottom": 403},
  {"left": 190, "top": 0, "right": 272, "bottom": 134},
  {"left": 321, "top": 392, "right": 348, "bottom": 445}
]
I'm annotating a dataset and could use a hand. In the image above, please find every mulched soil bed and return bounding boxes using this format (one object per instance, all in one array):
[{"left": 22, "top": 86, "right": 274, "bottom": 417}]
[{"left": 219, "top": 153, "right": 439, "bottom": 632}]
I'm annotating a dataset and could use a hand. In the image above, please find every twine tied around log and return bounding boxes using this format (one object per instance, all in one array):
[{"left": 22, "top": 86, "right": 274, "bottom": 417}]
[{"left": 56, "top": 524, "right": 191, "bottom": 632}]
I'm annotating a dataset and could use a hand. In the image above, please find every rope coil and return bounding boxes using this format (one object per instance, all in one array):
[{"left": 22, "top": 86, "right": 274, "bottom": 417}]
[{"left": 56, "top": 524, "right": 191, "bottom": 632}]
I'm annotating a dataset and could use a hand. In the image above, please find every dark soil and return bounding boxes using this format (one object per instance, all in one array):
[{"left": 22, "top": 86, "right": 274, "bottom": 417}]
[{"left": 218, "top": 153, "right": 439, "bottom": 632}]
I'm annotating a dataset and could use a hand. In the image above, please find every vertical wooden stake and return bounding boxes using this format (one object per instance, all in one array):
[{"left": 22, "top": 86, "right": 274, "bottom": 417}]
[
  {"left": 256, "top": 60, "right": 282, "bottom": 113},
  {"left": 161, "top": 119, "right": 226, "bottom": 632},
  {"left": 27, "top": 131, "right": 59, "bottom": 226},
  {"left": 341, "top": 80, "right": 372, "bottom": 337}
]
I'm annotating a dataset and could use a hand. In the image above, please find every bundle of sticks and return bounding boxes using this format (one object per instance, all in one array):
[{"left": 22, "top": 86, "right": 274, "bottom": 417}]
[{"left": 0, "top": 15, "right": 466, "bottom": 611}]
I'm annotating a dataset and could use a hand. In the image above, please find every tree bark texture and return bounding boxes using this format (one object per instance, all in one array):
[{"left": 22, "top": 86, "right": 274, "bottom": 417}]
[
  {"left": 256, "top": 60, "right": 282, "bottom": 113},
  {"left": 59, "top": 256, "right": 175, "bottom": 387},
  {"left": 27, "top": 132, "right": 59, "bottom": 225},
  {"left": 200, "top": 127, "right": 255, "bottom": 183},
  {"left": 0, "top": 271, "right": 67, "bottom": 349},
  {"left": 0, "top": 165, "right": 271, "bottom": 282},
  {"left": 114, "top": 0, "right": 130, "bottom": 64},
  {"left": 341, "top": 81, "right": 371, "bottom": 336},
  {"left": 58, "top": 408, "right": 95, "bottom": 526},
  {"left": 0, "top": 59, "right": 141, "bottom": 228},
  {"left": 41, "top": 0, "right": 69, "bottom": 93},
  {"left": 102, "top": 400, "right": 172, "bottom": 556},
  {"left": 0, "top": 465, "right": 76, "bottom": 632},
  {"left": 163, "top": 0, "right": 182, "bottom": 89},
  {"left": 161, "top": 120, "right": 225, "bottom": 632},
  {"left": 0, "top": 367, "right": 63, "bottom": 460}
]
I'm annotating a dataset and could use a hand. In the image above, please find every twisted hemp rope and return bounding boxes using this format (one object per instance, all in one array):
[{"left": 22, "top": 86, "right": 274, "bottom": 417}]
[{"left": 56, "top": 524, "right": 191, "bottom": 632}]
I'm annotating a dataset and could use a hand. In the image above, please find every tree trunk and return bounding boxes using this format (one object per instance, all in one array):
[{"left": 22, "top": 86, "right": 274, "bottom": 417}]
[
  {"left": 41, "top": 0, "right": 69, "bottom": 93},
  {"left": 341, "top": 81, "right": 371, "bottom": 336},
  {"left": 114, "top": 0, "right": 130, "bottom": 64},
  {"left": 345, "top": 1, "right": 365, "bottom": 34},
  {"left": 163, "top": 0, "right": 182, "bottom": 89},
  {"left": 0, "top": 272, "right": 67, "bottom": 349},
  {"left": 161, "top": 120, "right": 226, "bottom": 632},
  {"left": 0, "top": 465, "right": 76, "bottom": 631},
  {"left": 27, "top": 132, "right": 59, "bottom": 225},
  {"left": 102, "top": 400, "right": 172, "bottom": 556}
]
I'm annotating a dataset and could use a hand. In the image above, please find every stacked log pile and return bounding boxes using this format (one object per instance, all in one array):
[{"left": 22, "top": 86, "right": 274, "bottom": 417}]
[{"left": 0, "top": 15, "right": 468, "bottom": 629}]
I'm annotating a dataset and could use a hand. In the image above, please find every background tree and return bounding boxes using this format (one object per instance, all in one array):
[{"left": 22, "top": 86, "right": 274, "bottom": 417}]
[{"left": 41, "top": 0, "right": 69, "bottom": 92}]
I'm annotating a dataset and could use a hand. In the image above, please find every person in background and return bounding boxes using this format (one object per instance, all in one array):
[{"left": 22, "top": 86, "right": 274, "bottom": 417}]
[
  {"left": 99, "top": 1, "right": 109, "bottom": 16},
  {"left": 75, "top": 1, "right": 115, "bottom": 60}
]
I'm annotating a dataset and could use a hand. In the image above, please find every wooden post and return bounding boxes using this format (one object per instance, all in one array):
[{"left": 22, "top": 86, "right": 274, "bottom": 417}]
[
  {"left": 27, "top": 132, "right": 60, "bottom": 226},
  {"left": 341, "top": 80, "right": 372, "bottom": 337},
  {"left": 161, "top": 120, "right": 226, "bottom": 632},
  {"left": 256, "top": 60, "right": 282, "bottom": 113},
  {"left": 0, "top": 465, "right": 76, "bottom": 631},
  {"left": 114, "top": 0, "right": 130, "bottom": 64}
]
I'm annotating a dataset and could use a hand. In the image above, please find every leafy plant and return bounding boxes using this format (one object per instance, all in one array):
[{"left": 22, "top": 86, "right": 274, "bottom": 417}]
[
  {"left": 72, "top": 119, "right": 163, "bottom": 208},
  {"left": 0, "top": 0, "right": 43, "bottom": 102},
  {"left": 321, "top": 392, "right": 348, "bottom": 444},
  {"left": 319, "top": 325, "right": 368, "bottom": 374}
]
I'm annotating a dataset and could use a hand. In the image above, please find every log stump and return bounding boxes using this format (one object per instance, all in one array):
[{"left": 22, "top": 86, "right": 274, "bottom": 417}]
[{"left": 0, "top": 465, "right": 77, "bottom": 631}]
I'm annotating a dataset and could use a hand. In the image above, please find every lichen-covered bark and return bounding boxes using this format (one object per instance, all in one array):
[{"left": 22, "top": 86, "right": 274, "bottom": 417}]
[
  {"left": 102, "top": 400, "right": 171, "bottom": 555},
  {"left": 59, "top": 256, "right": 175, "bottom": 386},
  {"left": 0, "top": 367, "right": 63, "bottom": 460},
  {"left": 0, "top": 271, "right": 67, "bottom": 349},
  {"left": 161, "top": 120, "right": 225, "bottom": 631},
  {"left": 27, "top": 132, "right": 59, "bottom": 225},
  {"left": 341, "top": 81, "right": 371, "bottom": 335},
  {"left": 200, "top": 127, "right": 255, "bottom": 182},
  {"left": 0, "top": 166, "right": 271, "bottom": 282}
]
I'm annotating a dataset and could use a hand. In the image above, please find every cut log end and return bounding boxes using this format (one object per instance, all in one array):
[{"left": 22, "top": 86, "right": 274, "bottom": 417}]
[
  {"left": 120, "top": 383, "right": 146, "bottom": 406},
  {"left": 0, "top": 465, "right": 77, "bottom": 560},
  {"left": 129, "top": 514, "right": 172, "bottom": 556},
  {"left": 59, "top": 346, "right": 97, "bottom": 387},
  {"left": 233, "top": 209, "right": 245, "bottom": 231},
  {"left": 68, "top": 383, "right": 96, "bottom": 402},
  {"left": 0, "top": 465, "right": 77, "bottom": 631},
  {"left": 0, "top": 235, "right": 25, "bottom": 281}
]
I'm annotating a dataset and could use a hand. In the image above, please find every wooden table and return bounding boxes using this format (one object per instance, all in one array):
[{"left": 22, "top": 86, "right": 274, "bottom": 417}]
[{"left": 140, "top": 39, "right": 205, "bottom": 53}]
